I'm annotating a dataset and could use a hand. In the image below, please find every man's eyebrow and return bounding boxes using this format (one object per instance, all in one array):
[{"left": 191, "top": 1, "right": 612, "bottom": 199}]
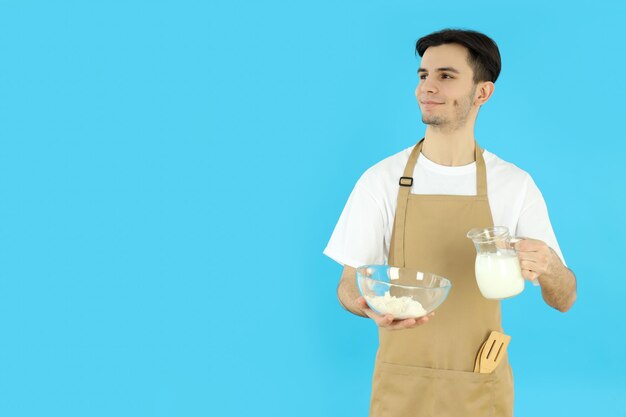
[{"left": 417, "top": 67, "right": 461, "bottom": 74}]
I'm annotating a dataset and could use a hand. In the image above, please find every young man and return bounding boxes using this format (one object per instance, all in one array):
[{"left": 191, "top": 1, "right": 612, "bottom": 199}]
[{"left": 323, "top": 29, "right": 577, "bottom": 417}]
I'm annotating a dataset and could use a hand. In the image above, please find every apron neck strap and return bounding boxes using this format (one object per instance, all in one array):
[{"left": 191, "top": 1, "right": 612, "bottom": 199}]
[
  {"left": 400, "top": 139, "right": 488, "bottom": 197},
  {"left": 474, "top": 142, "right": 488, "bottom": 197},
  {"left": 392, "top": 139, "right": 489, "bottom": 267}
]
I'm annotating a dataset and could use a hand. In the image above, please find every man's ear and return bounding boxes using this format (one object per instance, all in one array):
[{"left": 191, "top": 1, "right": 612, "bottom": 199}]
[{"left": 474, "top": 81, "right": 495, "bottom": 106}]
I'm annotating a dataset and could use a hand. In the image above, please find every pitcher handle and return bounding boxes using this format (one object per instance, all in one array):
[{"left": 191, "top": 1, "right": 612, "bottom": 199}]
[{"left": 509, "top": 237, "right": 540, "bottom": 287}]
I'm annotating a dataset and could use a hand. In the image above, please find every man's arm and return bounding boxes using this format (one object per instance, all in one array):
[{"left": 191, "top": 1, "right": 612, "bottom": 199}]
[
  {"left": 538, "top": 258, "right": 577, "bottom": 313},
  {"left": 337, "top": 265, "right": 368, "bottom": 317},
  {"left": 515, "top": 239, "right": 577, "bottom": 312}
]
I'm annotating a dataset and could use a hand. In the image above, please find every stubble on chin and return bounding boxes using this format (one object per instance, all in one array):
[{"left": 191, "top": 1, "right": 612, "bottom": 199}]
[
  {"left": 421, "top": 90, "right": 476, "bottom": 130},
  {"left": 422, "top": 115, "right": 444, "bottom": 125}
]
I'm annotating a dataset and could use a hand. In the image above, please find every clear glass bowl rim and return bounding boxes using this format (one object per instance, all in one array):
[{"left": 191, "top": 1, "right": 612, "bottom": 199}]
[{"left": 356, "top": 265, "right": 452, "bottom": 290}]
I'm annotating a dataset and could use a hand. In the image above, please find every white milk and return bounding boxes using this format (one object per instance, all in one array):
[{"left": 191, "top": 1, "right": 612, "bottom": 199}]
[{"left": 475, "top": 250, "right": 525, "bottom": 299}]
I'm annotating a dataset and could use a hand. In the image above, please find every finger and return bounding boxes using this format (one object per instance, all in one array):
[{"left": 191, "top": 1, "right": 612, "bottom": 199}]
[
  {"left": 357, "top": 297, "right": 381, "bottom": 318},
  {"left": 357, "top": 298, "right": 374, "bottom": 317},
  {"left": 520, "top": 255, "right": 550, "bottom": 275},
  {"left": 519, "top": 259, "right": 539, "bottom": 271},
  {"left": 521, "top": 268, "right": 538, "bottom": 281},
  {"left": 517, "top": 253, "right": 546, "bottom": 269},
  {"left": 356, "top": 296, "right": 369, "bottom": 309},
  {"left": 515, "top": 240, "right": 541, "bottom": 253},
  {"left": 358, "top": 301, "right": 400, "bottom": 327},
  {"left": 389, "top": 312, "right": 434, "bottom": 330},
  {"left": 377, "top": 314, "right": 396, "bottom": 328},
  {"left": 361, "top": 307, "right": 382, "bottom": 321},
  {"left": 518, "top": 246, "right": 549, "bottom": 259},
  {"left": 388, "top": 318, "right": 417, "bottom": 330},
  {"left": 516, "top": 239, "right": 549, "bottom": 254},
  {"left": 520, "top": 252, "right": 540, "bottom": 263},
  {"left": 414, "top": 312, "right": 435, "bottom": 326}
]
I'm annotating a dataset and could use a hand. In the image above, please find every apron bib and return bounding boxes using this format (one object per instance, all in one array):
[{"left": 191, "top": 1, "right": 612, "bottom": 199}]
[{"left": 369, "top": 139, "right": 515, "bottom": 417}]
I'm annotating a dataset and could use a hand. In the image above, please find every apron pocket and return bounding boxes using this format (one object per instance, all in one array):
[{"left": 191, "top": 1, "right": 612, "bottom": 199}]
[{"left": 372, "top": 360, "right": 498, "bottom": 417}]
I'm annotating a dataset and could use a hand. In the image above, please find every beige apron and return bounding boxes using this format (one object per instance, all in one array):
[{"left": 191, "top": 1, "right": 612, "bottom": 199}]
[{"left": 369, "top": 139, "right": 515, "bottom": 417}]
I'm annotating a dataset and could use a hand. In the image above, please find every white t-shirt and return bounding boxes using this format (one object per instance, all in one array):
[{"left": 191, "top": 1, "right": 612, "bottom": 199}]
[{"left": 324, "top": 144, "right": 566, "bottom": 268}]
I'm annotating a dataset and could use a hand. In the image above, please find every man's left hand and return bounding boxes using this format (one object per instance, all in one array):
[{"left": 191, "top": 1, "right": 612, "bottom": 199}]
[{"left": 514, "top": 238, "right": 558, "bottom": 282}]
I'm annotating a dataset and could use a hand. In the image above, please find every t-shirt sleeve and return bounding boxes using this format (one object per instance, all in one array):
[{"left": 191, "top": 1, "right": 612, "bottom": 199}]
[
  {"left": 323, "top": 180, "right": 386, "bottom": 268},
  {"left": 515, "top": 174, "right": 567, "bottom": 266}
]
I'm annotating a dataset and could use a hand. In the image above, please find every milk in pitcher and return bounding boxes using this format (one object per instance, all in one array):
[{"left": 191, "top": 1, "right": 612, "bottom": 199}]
[{"left": 475, "top": 249, "right": 525, "bottom": 299}]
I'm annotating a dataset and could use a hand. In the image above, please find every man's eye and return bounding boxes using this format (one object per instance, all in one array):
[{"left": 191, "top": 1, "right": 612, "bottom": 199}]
[
  {"left": 441, "top": 74, "right": 453, "bottom": 79},
  {"left": 419, "top": 74, "right": 427, "bottom": 80}
]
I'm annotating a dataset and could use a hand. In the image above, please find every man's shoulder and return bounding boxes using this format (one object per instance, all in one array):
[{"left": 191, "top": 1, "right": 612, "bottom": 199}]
[
  {"left": 483, "top": 149, "right": 528, "bottom": 177},
  {"left": 360, "top": 145, "right": 414, "bottom": 184},
  {"left": 483, "top": 149, "right": 531, "bottom": 183},
  {"left": 349, "top": 145, "right": 414, "bottom": 204}
]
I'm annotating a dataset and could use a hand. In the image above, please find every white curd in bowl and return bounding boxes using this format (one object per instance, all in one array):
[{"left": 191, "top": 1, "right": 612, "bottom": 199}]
[{"left": 364, "top": 291, "right": 427, "bottom": 319}]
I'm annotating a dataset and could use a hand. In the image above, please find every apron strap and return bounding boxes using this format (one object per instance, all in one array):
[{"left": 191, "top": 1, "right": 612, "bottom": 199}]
[
  {"left": 392, "top": 140, "right": 423, "bottom": 267},
  {"left": 475, "top": 143, "right": 488, "bottom": 197},
  {"left": 392, "top": 139, "right": 488, "bottom": 266}
]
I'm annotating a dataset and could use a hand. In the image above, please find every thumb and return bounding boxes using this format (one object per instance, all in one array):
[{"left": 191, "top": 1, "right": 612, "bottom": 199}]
[{"left": 356, "top": 296, "right": 367, "bottom": 306}]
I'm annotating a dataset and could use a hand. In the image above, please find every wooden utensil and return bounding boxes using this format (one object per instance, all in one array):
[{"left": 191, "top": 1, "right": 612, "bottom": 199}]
[
  {"left": 474, "top": 331, "right": 511, "bottom": 373},
  {"left": 473, "top": 341, "right": 485, "bottom": 372}
]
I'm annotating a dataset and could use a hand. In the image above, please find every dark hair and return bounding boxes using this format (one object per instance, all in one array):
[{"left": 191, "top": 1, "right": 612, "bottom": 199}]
[{"left": 415, "top": 29, "right": 501, "bottom": 83}]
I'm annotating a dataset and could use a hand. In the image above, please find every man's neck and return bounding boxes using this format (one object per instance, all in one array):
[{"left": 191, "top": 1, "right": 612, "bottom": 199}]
[{"left": 422, "top": 125, "right": 476, "bottom": 166}]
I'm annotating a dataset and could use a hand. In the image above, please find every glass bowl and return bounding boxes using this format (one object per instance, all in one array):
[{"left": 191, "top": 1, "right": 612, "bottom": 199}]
[{"left": 356, "top": 265, "right": 452, "bottom": 319}]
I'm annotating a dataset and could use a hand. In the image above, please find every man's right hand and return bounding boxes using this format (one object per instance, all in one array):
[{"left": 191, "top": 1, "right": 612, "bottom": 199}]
[
  {"left": 337, "top": 265, "right": 434, "bottom": 328},
  {"left": 356, "top": 296, "right": 434, "bottom": 330}
]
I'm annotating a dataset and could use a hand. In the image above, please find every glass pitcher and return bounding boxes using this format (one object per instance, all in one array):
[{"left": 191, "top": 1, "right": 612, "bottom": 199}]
[{"left": 466, "top": 226, "right": 529, "bottom": 300}]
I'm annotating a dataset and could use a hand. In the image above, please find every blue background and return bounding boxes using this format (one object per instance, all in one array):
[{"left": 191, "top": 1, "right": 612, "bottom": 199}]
[{"left": 1, "top": 0, "right": 624, "bottom": 416}]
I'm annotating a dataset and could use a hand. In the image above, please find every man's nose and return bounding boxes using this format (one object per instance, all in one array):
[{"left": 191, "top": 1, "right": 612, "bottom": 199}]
[{"left": 420, "top": 78, "right": 438, "bottom": 94}]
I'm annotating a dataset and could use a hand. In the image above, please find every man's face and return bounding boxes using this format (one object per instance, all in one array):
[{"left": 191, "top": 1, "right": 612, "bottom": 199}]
[{"left": 415, "top": 43, "right": 479, "bottom": 130}]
